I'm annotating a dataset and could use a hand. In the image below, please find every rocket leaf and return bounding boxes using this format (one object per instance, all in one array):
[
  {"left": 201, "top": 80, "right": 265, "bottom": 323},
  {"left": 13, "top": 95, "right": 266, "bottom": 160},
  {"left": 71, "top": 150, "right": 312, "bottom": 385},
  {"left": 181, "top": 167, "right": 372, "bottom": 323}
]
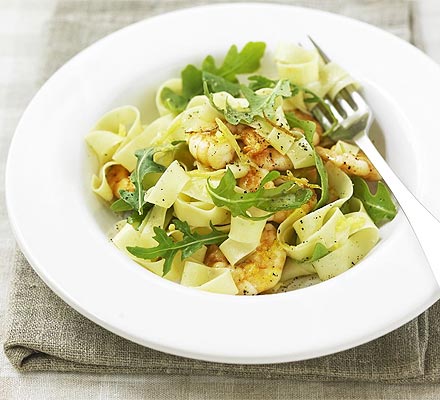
[
  {"left": 207, "top": 168, "right": 313, "bottom": 220},
  {"left": 160, "top": 42, "right": 266, "bottom": 114},
  {"left": 285, "top": 112, "right": 329, "bottom": 209},
  {"left": 310, "top": 243, "right": 330, "bottom": 262},
  {"left": 112, "top": 147, "right": 166, "bottom": 215},
  {"left": 127, "top": 219, "right": 228, "bottom": 276},
  {"left": 352, "top": 177, "right": 397, "bottom": 225}
]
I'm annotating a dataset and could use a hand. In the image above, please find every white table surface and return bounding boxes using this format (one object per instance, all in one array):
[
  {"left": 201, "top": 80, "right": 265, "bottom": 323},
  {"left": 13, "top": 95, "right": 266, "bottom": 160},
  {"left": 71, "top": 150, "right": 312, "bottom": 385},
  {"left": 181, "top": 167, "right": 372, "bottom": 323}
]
[{"left": 1, "top": 1, "right": 440, "bottom": 399}]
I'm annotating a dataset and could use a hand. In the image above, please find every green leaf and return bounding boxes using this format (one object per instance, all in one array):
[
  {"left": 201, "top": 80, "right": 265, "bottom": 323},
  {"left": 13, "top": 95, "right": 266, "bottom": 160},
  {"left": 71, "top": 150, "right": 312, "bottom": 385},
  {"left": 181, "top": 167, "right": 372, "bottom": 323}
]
[
  {"left": 127, "top": 219, "right": 228, "bottom": 276},
  {"left": 160, "top": 42, "right": 266, "bottom": 114},
  {"left": 352, "top": 177, "right": 397, "bottom": 225},
  {"left": 110, "top": 198, "right": 134, "bottom": 212},
  {"left": 247, "top": 75, "right": 277, "bottom": 91},
  {"left": 310, "top": 243, "right": 330, "bottom": 262},
  {"left": 201, "top": 55, "right": 217, "bottom": 74},
  {"left": 181, "top": 65, "right": 203, "bottom": 99},
  {"left": 202, "top": 71, "right": 241, "bottom": 96},
  {"left": 126, "top": 203, "right": 154, "bottom": 230},
  {"left": 208, "top": 42, "right": 266, "bottom": 81},
  {"left": 207, "top": 169, "right": 313, "bottom": 220},
  {"left": 285, "top": 112, "right": 329, "bottom": 208},
  {"left": 160, "top": 87, "right": 188, "bottom": 114},
  {"left": 119, "top": 148, "right": 166, "bottom": 215}
]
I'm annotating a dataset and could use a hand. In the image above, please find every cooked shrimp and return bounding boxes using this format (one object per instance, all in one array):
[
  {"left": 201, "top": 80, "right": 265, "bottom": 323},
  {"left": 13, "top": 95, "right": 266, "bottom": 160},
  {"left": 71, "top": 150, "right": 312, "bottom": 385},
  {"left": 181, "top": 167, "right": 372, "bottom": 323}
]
[
  {"left": 316, "top": 146, "right": 381, "bottom": 181},
  {"left": 227, "top": 123, "right": 269, "bottom": 156},
  {"left": 204, "top": 224, "right": 286, "bottom": 295},
  {"left": 238, "top": 170, "right": 317, "bottom": 224},
  {"left": 106, "top": 165, "right": 134, "bottom": 198},
  {"left": 188, "top": 130, "right": 235, "bottom": 170},
  {"left": 233, "top": 124, "right": 293, "bottom": 170},
  {"left": 249, "top": 147, "right": 293, "bottom": 171},
  {"left": 204, "top": 245, "right": 229, "bottom": 268},
  {"left": 238, "top": 168, "right": 273, "bottom": 192}
]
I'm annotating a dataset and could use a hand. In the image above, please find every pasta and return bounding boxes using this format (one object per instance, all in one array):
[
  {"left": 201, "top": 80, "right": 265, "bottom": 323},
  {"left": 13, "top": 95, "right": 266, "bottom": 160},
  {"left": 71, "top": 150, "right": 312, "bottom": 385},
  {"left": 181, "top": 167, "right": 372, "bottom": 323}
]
[{"left": 86, "top": 42, "right": 396, "bottom": 295}]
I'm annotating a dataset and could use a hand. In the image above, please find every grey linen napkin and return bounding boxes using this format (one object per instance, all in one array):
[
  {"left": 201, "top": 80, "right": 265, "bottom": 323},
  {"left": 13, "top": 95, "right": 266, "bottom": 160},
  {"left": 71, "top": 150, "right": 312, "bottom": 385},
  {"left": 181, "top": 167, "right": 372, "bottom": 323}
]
[{"left": 4, "top": 0, "right": 440, "bottom": 381}]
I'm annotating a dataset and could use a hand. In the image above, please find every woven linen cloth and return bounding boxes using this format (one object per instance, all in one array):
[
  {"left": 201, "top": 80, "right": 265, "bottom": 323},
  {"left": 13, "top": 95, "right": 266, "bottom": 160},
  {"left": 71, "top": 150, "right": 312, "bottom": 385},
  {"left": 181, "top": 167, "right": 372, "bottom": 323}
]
[{"left": 4, "top": 0, "right": 440, "bottom": 382}]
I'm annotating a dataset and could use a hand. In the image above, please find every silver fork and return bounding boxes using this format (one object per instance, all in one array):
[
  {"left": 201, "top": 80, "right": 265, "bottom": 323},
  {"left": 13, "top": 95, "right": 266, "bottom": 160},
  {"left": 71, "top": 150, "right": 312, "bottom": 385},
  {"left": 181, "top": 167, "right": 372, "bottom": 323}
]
[{"left": 308, "top": 37, "right": 440, "bottom": 285}]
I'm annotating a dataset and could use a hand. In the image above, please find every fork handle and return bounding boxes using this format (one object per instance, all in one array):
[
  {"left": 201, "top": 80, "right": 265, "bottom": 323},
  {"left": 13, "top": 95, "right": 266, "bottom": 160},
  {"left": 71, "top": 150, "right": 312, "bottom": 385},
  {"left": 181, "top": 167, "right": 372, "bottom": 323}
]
[{"left": 355, "top": 133, "right": 440, "bottom": 285}]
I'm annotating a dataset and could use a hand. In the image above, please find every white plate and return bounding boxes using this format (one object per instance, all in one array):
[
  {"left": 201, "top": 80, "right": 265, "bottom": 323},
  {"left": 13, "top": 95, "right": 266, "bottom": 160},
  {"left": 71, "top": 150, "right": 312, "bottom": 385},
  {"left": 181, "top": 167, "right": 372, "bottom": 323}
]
[{"left": 6, "top": 3, "right": 440, "bottom": 363}]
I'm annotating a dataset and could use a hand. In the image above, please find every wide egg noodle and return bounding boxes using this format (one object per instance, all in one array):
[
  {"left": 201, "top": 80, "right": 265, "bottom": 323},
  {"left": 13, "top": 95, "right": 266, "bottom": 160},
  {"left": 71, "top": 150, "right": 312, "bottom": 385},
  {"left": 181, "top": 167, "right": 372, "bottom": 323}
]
[
  {"left": 180, "top": 261, "right": 238, "bottom": 295},
  {"left": 145, "top": 160, "right": 190, "bottom": 208},
  {"left": 87, "top": 106, "right": 143, "bottom": 165},
  {"left": 313, "top": 198, "right": 379, "bottom": 280},
  {"left": 278, "top": 162, "right": 379, "bottom": 281},
  {"left": 278, "top": 161, "right": 353, "bottom": 252},
  {"left": 306, "top": 62, "right": 358, "bottom": 99},
  {"left": 174, "top": 194, "right": 230, "bottom": 228},
  {"left": 219, "top": 217, "right": 268, "bottom": 266},
  {"left": 85, "top": 130, "right": 124, "bottom": 166},
  {"left": 91, "top": 161, "right": 118, "bottom": 201},
  {"left": 158, "top": 95, "right": 222, "bottom": 145},
  {"left": 275, "top": 43, "right": 319, "bottom": 112},
  {"left": 287, "top": 136, "right": 315, "bottom": 169},
  {"left": 275, "top": 43, "right": 358, "bottom": 111},
  {"left": 113, "top": 114, "right": 174, "bottom": 171},
  {"left": 275, "top": 43, "right": 320, "bottom": 86},
  {"left": 87, "top": 106, "right": 146, "bottom": 202},
  {"left": 112, "top": 205, "right": 184, "bottom": 283}
]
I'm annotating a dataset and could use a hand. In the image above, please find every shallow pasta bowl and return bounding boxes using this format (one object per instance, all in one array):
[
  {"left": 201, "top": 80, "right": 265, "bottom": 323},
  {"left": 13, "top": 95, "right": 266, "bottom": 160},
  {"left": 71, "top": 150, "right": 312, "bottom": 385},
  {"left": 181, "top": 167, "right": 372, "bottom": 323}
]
[{"left": 5, "top": 3, "right": 440, "bottom": 363}]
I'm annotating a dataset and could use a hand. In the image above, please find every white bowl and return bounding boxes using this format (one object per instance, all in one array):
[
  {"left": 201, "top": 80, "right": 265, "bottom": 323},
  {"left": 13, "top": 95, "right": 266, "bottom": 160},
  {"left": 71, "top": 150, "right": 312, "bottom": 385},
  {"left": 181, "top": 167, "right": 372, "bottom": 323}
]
[{"left": 6, "top": 3, "right": 440, "bottom": 363}]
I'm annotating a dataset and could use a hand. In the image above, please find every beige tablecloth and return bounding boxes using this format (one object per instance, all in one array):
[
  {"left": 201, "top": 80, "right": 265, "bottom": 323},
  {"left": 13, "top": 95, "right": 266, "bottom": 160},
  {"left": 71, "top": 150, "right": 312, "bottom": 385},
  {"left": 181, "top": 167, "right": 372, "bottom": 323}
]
[{"left": 2, "top": 0, "right": 440, "bottom": 398}]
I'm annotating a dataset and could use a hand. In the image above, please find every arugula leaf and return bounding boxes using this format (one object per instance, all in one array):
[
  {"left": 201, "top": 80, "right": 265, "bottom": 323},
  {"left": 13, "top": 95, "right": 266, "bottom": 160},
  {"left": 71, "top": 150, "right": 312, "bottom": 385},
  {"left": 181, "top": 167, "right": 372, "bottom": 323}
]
[
  {"left": 127, "top": 203, "right": 154, "bottom": 230},
  {"left": 300, "top": 87, "right": 338, "bottom": 137},
  {"left": 285, "top": 112, "right": 329, "bottom": 208},
  {"left": 110, "top": 198, "right": 134, "bottom": 212},
  {"left": 116, "top": 148, "right": 166, "bottom": 215},
  {"left": 159, "top": 65, "right": 203, "bottom": 114},
  {"left": 352, "top": 177, "right": 397, "bottom": 225},
  {"left": 160, "top": 42, "right": 266, "bottom": 114},
  {"left": 202, "top": 71, "right": 241, "bottom": 96},
  {"left": 310, "top": 243, "right": 330, "bottom": 262},
  {"left": 247, "top": 75, "right": 277, "bottom": 91},
  {"left": 203, "top": 42, "right": 266, "bottom": 81},
  {"left": 159, "top": 87, "right": 188, "bottom": 114},
  {"left": 181, "top": 64, "right": 203, "bottom": 98},
  {"left": 127, "top": 219, "right": 228, "bottom": 276},
  {"left": 206, "top": 79, "right": 291, "bottom": 125},
  {"left": 207, "top": 169, "right": 313, "bottom": 220}
]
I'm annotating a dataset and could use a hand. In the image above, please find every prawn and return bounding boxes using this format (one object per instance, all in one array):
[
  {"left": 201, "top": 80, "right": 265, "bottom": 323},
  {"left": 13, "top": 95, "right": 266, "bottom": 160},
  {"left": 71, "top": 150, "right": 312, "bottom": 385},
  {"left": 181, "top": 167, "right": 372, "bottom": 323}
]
[
  {"left": 237, "top": 168, "right": 273, "bottom": 192},
  {"left": 249, "top": 147, "right": 294, "bottom": 171},
  {"left": 226, "top": 123, "right": 269, "bottom": 156},
  {"left": 316, "top": 146, "right": 381, "bottom": 181},
  {"left": 106, "top": 165, "right": 134, "bottom": 198},
  {"left": 188, "top": 130, "right": 235, "bottom": 170},
  {"left": 204, "top": 223, "right": 286, "bottom": 295},
  {"left": 230, "top": 123, "right": 293, "bottom": 170}
]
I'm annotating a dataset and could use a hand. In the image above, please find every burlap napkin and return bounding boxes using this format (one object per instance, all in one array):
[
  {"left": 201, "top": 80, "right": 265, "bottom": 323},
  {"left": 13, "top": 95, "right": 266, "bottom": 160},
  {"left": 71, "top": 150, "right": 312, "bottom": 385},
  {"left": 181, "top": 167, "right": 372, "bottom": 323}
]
[{"left": 4, "top": 0, "right": 440, "bottom": 382}]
